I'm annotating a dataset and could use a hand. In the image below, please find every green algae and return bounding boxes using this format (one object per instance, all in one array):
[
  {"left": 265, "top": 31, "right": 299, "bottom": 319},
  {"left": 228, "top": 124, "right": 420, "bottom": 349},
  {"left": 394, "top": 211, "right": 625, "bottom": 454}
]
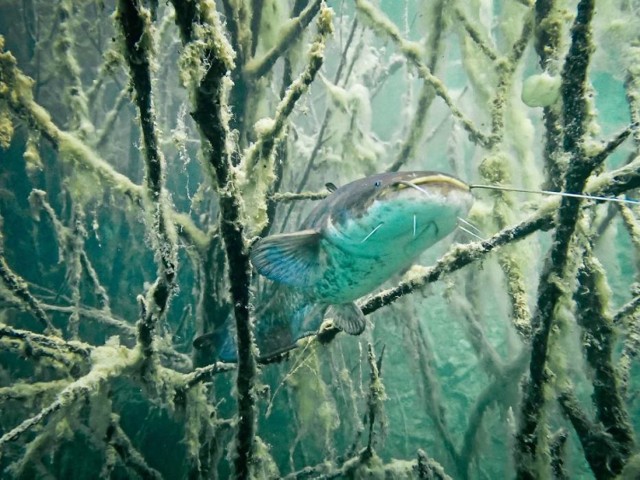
[{"left": 1, "top": 1, "right": 640, "bottom": 479}]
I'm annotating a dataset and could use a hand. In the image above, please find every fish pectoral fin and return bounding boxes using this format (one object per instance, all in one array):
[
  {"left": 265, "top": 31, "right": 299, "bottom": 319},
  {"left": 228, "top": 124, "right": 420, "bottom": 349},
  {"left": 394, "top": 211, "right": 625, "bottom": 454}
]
[
  {"left": 250, "top": 229, "right": 322, "bottom": 287},
  {"left": 329, "top": 303, "right": 366, "bottom": 336}
]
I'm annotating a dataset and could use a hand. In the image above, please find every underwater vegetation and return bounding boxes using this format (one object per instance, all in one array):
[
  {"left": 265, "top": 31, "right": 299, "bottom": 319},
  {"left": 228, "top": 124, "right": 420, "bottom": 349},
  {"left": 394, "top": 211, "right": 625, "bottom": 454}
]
[{"left": 2, "top": 0, "right": 640, "bottom": 478}]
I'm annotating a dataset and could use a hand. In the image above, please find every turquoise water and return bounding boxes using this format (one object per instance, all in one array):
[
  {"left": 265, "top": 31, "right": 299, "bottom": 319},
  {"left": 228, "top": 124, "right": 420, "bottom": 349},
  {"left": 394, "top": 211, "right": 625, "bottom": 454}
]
[{"left": 1, "top": 0, "right": 640, "bottom": 478}]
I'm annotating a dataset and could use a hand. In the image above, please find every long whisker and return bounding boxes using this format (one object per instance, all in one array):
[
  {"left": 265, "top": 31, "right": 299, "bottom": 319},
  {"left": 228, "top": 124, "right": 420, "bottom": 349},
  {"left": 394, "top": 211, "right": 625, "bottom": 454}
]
[
  {"left": 471, "top": 184, "right": 640, "bottom": 206},
  {"left": 361, "top": 223, "right": 384, "bottom": 243},
  {"left": 397, "top": 180, "right": 431, "bottom": 196},
  {"left": 458, "top": 225, "right": 484, "bottom": 241},
  {"left": 458, "top": 216, "right": 483, "bottom": 236}
]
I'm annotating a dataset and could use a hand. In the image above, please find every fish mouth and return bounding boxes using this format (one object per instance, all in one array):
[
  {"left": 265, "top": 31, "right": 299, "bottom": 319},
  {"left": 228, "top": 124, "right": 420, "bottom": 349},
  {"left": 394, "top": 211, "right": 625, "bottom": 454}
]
[
  {"left": 377, "top": 173, "right": 471, "bottom": 202},
  {"left": 393, "top": 173, "right": 470, "bottom": 194}
]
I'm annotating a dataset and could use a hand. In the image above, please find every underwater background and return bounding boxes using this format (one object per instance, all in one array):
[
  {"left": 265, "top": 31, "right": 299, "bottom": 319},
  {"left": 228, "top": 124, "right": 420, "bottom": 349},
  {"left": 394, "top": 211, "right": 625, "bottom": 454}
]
[{"left": 1, "top": 0, "right": 640, "bottom": 478}]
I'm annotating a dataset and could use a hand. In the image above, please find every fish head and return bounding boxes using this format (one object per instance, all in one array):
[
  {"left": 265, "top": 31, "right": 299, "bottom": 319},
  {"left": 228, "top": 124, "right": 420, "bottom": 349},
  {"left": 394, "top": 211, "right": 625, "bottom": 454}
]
[{"left": 324, "top": 171, "right": 474, "bottom": 251}]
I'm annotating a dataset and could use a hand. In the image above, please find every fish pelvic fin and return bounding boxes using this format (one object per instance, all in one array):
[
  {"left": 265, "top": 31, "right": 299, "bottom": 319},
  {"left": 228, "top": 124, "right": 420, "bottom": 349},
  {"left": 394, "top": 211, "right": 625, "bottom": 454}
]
[
  {"left": 328, "top": 302, "right": 366, "bottom": 336},
  {"left": 250, "top": 229, "right": 322, "bottom": 288}
]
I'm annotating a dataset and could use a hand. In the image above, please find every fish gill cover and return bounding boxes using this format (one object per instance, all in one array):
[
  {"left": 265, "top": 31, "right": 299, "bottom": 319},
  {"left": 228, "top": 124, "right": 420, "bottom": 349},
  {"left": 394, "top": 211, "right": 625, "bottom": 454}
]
[{"left": 0, "top": 0, "right": 640, "bottom": 479}]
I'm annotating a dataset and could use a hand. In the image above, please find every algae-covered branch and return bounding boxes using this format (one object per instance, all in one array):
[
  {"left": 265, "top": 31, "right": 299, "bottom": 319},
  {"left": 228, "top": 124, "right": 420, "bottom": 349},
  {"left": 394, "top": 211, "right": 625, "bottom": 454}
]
[{"left": 2, "top": 0, "right": 640, "bottom": 479}]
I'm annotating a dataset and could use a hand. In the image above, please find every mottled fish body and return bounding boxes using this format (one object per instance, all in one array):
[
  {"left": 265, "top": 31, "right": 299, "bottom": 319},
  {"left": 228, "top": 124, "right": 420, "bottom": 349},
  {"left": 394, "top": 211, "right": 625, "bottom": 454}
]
[
  {"left": 245, "top": 171, "right": 473, "bottom": 355},
  {"left": 198, "top": 171, "right": 473, "bottom": 362}
]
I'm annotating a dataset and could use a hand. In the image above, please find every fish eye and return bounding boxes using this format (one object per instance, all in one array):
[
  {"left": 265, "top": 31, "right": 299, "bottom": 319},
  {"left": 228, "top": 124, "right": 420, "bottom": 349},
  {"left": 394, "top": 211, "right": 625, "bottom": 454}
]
[{"left": 374, "top": 180, "right": 382, "bottom": 187}]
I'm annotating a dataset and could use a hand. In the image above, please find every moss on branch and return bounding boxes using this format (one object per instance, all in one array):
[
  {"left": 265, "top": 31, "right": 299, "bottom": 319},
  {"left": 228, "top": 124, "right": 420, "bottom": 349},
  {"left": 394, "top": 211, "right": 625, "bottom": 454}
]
[
  {"left": 0, "top": 323, "right": 91, "bottom": 369},
  {"left": 0, "top": 343, "right": 138, "bottom": 449},
  {"left": 354, "top": 0, "right": 491, "bottom": 148},
  {"left": 573, "top": 246, "right": 635, "bottom": 474},
  {"left": 243, "top": 0, "right": 321, "bottom": 79},
  {"left": 534, "top": 0, "right": 566, "bottom": 189},
  {"left": 0, "top": 242, "right": 60, "bottom": 336},
  {"left": 170, "top": 1, "right": 257, "bottom": 476},
  {"left": 515, "top": 1, "right": 597, "bottom": 476},
  {"left": 0, "top": 43, "right": 203, "bottom": 242},
  {"left": 116, "top": 0, "right": 178, "bottom": 363},
  {"left": 241, "top": 3, "right": 332, "bottom": 233}
]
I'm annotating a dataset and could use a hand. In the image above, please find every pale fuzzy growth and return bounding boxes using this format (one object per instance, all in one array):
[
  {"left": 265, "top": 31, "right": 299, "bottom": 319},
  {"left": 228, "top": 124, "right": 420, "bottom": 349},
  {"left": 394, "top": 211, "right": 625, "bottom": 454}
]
[
  {"left": 183, "top": 383, "right": 216, "bottom": 470},
  {"left": 6, "top": 417, "right": 60, "bottom": 477},
  {"left": 0, "top": 101, "right": 13, "bottom": 149},
  {"left": 521, "top": 72, "right": 561, "bottom": 108},
  {"left": 0, "top": 343, "right": 138, "bottom": 450},
  {"left": 485, "top": 77, "right": 538, "bottom": 338},
  {"left": 456, "top": 0, "right": 498, "bottom": 105},
  {"left": 356, "top": 0, "right": 489, "bottom": 147},
  {"left": 546, "top": 302, "right": 578, "bottom": 392},
  {"left": 545, "top": 213, "right": 586, "bottom": 387},
  {"left": 239, "top": 4, "right": 333, "bottom": 235},
  {"left": 320, "top": 79, "right": 384, "bottom": 171},
  {"left": 401, "top": 264, "right": 431, "bottom": 285},
  {"left": 592, "top": 1, "right": 640, "bottom": 80},
  {"left": 1, "top": 48, "right": 144, "bottom": 201},
  {"left": 0, "top": 379, "right": 69, "bottom": 406},
  {"left": 619, "top": 203, "right": 640, "bottom": 254},
  {"left": 59, "top": 131, "right": 143, "bottom": 200},
  {"left": 505, "top": 76, "right": 540, "bottom": 191},
  {"left": 176, "top": 2, "right": 236, "bottom": 95},
  {"left": 627, "top": 42, "right": 640, "bottom": 140},
  {"left": 88, "top": 382, "right": 113, "bottom": 444},
  {"left": 67, "top": 207, "right": 87, "bottom": 339},
  {"left": 23, "top": 132, "right": 43, "bottom": 177},
  {"left": 53, "top": 0, "right": 94, "bottom": 139},
  {"left": 498, "top": 0, "right": 533, "bottom": 47},
  {"left": 90, "top": 343, "right": 141, "bottom": 377},
  {"left": 252, "top": 436, "right": 280, "bottom": 479},
  {"left": 479, "top": 152, "right": 510, "bottom": 187},
  {"left": 498, "top": 248, "right": 532, "bottom": 339},
  {"left": 366, "top": 344, "right": 388, "bottom": 442},
  {"left": 286, "top": 350, "right": 340, "bottom": 451},
  {"left": 255, "top": 0, "right": 288, "bottom": 55},
  {"left": 58, "top": 135, "right": 107, "bottom": 205}
]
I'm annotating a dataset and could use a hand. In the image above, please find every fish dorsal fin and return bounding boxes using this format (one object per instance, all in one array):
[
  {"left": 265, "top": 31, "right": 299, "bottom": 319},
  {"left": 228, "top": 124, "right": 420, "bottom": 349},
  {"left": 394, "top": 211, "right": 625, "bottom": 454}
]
[
  {"left": 250, "top": 229, "right": 322, "bottom": 288},
  {"left": 328, "top": 303, "right": 366, "bottom": 336}
]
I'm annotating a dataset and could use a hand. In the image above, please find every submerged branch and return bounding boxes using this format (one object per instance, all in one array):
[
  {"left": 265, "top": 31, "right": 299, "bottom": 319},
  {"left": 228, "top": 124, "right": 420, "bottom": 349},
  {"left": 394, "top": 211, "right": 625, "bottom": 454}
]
[
  {"left": 105, "top": 415, "right": 163, "bottom": 480},
  {"left": 573, "top": 246, "right": 634, "bottom": 472},
  {"left": 0, "top": 46, "right": 203, "bottom": 240},
  {"left": 0, "top": 343, "right": 138, "bottom": 449},
  {"left": 0, "top": 233, "right": 59, "bottom": 336},
  {"left": 387, "top": 0, "right": 447, "bottom": 172},
  {"left": 117, "top": 0, "right": 178, "bottom": 359},
  {"left": 354, "top": 0, "right": 491, "bottom": 147},
  {"left": 243, "top": 0, "right": 321, "bottom": 79},
  {"left": 558, "top": 388, "right": 626, "bottom": 479},
  {"left": 516, "top": 0, "right": 597, "bottom": 476},
  {"left": 171, "top": 1, "right": 257, "bottom": 475},
  {"left": 0, "top": 323, "right": 91, "bottom": 365}
]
